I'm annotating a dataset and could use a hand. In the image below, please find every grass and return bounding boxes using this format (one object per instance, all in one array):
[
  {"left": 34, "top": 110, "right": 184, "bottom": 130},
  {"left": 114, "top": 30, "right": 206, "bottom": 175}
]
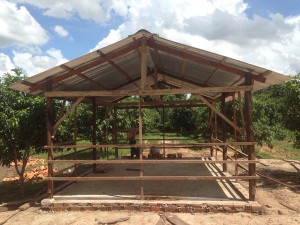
[
  {"left": 255, "top": 139, "right": 300, "bottom": 160},
  {"left": 0, "top": 180, "right": 47, "bottom": 203}
]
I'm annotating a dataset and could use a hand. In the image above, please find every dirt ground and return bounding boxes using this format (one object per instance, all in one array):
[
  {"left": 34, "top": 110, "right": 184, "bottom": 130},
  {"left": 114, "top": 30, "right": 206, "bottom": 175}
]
[{"left": 1, "top": 148, "right": 299, "bottom": 225}]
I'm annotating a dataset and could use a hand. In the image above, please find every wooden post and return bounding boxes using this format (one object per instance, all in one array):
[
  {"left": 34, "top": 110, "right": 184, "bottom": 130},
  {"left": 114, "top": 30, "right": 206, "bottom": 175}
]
[
  {"left": 92, "top": 98, "right": 97, "bottom": 172},
  {"left": 46, "top": 96, "right": 54, "bottom": 198},
  {"left": 139, "top": 38, "right": 147, "bottom": 200},
  {"left": 209, "top": 107, "right": 213, "bottom": 157},
  {"left": 221, "top": 93, "right": 227, "bottom": 172},
  {"left": 163, "top": 106, "right": 166, "bottom": 157},
  {"left": 244, "top": 73, "right": 256, "bottom": 201},
  {"left": 214, "top": 111, "right": 218, "bottom": 159},
  {"left": 74, "top": 107, "right": 77, "bottom": 176},
  {"left": 113, "top": 106, "right": 118, "bottom": 158}
]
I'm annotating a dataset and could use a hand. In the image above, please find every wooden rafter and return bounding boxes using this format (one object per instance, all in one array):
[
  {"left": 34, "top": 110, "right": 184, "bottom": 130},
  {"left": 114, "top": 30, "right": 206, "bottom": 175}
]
[
  {"left": 180, "top": 59, "right": 187, "bottom": 88},
  {"left": 21, "top": 80, "right": 34, "bottom": 87},
  {"left": 60, "top": 65, "right": 105, "bottom": 89},
  {"left": 97, "top": 50, "right": 139, "bottom": 88},
  {"left": 204, "top": 57, "right": 227, "bottom": 85},
  {"left": 147, "top": 39, "right": 266, "bottom": 83},
  {"left": 29, "top": 41, "right": 141, "bottom": 93},
  {"left": 150, "top": 35, "right": 164, "bottom": 71},
  {"left": 140, "top": 39, "right": 147, "bottom": 89},
  {"left": 197, "top": 94, "right": 244, "bottom": 134}
]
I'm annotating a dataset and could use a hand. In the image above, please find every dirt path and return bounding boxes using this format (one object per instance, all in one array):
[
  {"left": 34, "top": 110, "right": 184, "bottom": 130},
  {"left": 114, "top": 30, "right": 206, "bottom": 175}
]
[{"left": 1, "top": 201, "right": 299, "bottom": 225}]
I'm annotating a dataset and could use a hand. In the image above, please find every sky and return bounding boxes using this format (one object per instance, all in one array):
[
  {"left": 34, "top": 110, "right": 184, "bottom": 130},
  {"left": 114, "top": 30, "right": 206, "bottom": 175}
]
[{"left": 1, "top": 0, "right": 300, "bottom": 77}]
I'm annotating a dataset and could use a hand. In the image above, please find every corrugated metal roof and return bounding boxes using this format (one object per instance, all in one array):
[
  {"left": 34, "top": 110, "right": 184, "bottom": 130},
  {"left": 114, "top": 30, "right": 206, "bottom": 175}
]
[{"left": 10, "top": 29, "right": 290, "bottom": 103}]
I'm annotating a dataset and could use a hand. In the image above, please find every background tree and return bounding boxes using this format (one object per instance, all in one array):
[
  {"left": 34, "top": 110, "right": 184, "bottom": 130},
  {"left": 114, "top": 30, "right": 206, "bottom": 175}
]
[{"left": 0, "top": 68, "right": 46, "bottom": 197}]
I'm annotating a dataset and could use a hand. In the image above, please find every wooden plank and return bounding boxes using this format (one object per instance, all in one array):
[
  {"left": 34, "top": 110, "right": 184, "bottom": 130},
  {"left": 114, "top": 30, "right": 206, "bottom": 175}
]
[
  {"left": 52, "top": 97, "right": 84, "bottom": 133},
  {"left": 45, "top": 175, "right": 258, "bottom": 181},
  {"left": 47, "top": 159, "right": 258, "bottom": 164},
  {"left": 44, "top": 142, "right": 256, "bottom": 149},
  {"left": 197, "top": 94, "right": 243, "bottom": 134},
  {"left": 45, "top": 86, "right": 253, "bottom": 97}
]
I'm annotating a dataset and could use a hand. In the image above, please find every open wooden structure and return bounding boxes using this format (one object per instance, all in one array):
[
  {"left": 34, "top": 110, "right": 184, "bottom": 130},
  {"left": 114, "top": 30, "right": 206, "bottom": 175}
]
[{"left": 10, "top": 30, "right": 289, "bottom": 211}]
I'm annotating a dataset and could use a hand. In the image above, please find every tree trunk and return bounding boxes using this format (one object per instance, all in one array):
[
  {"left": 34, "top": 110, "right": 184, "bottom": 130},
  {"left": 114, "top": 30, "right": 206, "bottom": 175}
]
[{"left": 13, "top": 146, "right": 30, "bottom": 198}]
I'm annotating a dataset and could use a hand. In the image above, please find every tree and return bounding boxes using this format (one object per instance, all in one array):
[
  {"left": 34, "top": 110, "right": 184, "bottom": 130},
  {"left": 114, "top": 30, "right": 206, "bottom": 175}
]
[
  {"left": 283, "top": 74, "right": 300, "bottom": 147},
  {"left": 0, "top": 68, "right": 46, "bottom": 197}
]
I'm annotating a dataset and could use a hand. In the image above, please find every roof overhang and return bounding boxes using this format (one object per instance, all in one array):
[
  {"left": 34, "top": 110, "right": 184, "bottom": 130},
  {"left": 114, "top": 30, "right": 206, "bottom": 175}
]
[{"left": 10, "top": 29, "right": 290, "bottom": 104}]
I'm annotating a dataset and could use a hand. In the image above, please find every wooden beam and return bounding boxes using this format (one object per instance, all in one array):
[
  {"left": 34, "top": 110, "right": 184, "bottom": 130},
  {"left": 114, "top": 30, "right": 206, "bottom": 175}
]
[
  {"left": 92, "top": 98, "right": 97, "bottom": 171},
  {"left": 47, "top": 159, "right": 258, "bottom": 164},
  {"left": 197, "top": 94, "right": 243, "bottom": 134},
  {"left": 204, "top": 57, "right": 227, "bottom": 85},
  {"left": 21, "top": 80, "right": 34, "bottom": 87},
  {"left": 180, "top": 59, "right": 187, "bottom": 88},
  {"left": 238, "top": 91, "right": 246, "bottom": 135},
  {"left": 29, "top": 41, "right": 141, "bottom": 93},
  {"left": 140, "top": 39, "right": 147, "bottom": 90},
  {"left": 147, "top": 40, "right": 266, "bottom": 83},
  {"left": 52, "top": 97, "right": 84, "bottom": 133},
  {"left": 113, "top": 107, "right": 118, "bottom": 158},
  {"left": 244, "top": 72, "right": 256, "bottom": 201},
  {"left": 45, "top": 175, "right": 258, "bottom": 181},
  {"left": 97, "top": 50, "right": 139, "bottom": 88},
  {"left": 46, "top": 85, "right": 54, "bottom": 198},
  {"left": 221, "top": 93, "right": 228, "bottom": 172},
  {"left": 45, "top": 86, "right": 253, "bottom": 97},
  {"left": 44, "top": 142, "right": 256, "bottom": 149}
]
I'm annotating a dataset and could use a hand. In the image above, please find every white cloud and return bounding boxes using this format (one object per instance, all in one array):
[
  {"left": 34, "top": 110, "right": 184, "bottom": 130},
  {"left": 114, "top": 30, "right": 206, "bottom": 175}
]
[
  {"left": 0, "top": 1, "right": 49, "bottom": 48},
  {"left": 89, "top": 0, "right": 300, "bottom": 75},
  {"left": 0, "top": 53, "right": 15, "bottom": 76},
  {"left": 54, "top": 25, "right": 69, "bottom": 37},
  {"left": 13, "top": 48, "right": 68, "bottom": 76},
  {"left": 9, "top": 0, "right": 300, "bottom": 75},
  {"left": 12, "top": 0, "right": 131, "bottom": 24}
]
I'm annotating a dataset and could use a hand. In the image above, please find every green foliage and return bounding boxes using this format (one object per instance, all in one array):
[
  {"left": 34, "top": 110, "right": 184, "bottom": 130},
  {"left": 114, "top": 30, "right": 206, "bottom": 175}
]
[
  {"left": 0, "top": 69, "right": 46, "bottom": 166},
  {"left": 0, "top": 68, "right": 47, "bottom": 197}
]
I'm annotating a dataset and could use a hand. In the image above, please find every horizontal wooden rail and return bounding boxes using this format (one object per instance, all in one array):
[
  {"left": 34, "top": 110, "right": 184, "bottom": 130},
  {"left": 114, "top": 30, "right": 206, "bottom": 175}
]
[
  {"left": 45, "top": 175, "right": 259, "bottom": 181},
  {"left": 45, "top": 86, "right": 253, "bottom": 97},
  {"left": 45, "top": 142, "right": 256, "bottom": 149},
  {"left": 47, "top": 159, "right": 258, "bottom": 164}
]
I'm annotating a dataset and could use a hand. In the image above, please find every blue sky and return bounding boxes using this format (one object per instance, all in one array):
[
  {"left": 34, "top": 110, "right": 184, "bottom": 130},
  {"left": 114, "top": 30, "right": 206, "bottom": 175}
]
[{"left": 1, "top": 0, "right": 300, "bottom": 76}]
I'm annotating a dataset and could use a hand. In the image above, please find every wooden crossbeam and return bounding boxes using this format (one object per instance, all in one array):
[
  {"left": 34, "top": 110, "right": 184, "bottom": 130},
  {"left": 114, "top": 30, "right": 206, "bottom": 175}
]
[
  {"left": 45, "top": 175, "right": 258, "bottom": 181},
  {"left": 29, "top": 41, "right": 141, "bottom": 93},
  {"left": 45, "top": 86, "right": 253, "bottom": 97},
  {"left": 52, "top": 97, "right": 85, "bottom": 133},
  {"left": 44, "top": 142, "right": 256, "bottom": 149},
  {"left": 147, "top": 40, "right": 266, "bottom": 83},
  {"left": 197, "top": 94, "right": 244, "bottom": 134},
  {"left": 47, "top": 159, "right": 258, "bottom": 164}
]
